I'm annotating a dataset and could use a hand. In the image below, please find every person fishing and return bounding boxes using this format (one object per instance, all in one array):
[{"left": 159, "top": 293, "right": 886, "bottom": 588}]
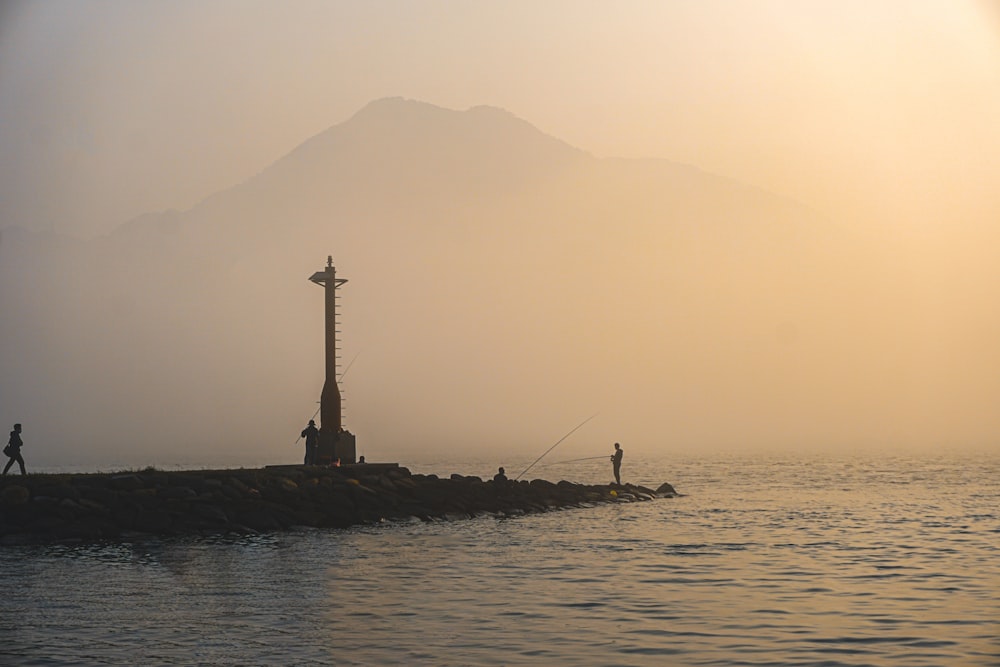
[
  {"left": 610, "top": 442, "right": 623, "bottom": 485},
  {"left": 300, "top": 419, "right": 319, "bottom": 465},
  {"left": 3, "top": 423, "right": 26, "bottom": 475}
]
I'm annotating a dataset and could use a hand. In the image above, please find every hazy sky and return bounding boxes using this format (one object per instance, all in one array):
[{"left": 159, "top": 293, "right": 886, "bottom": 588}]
[
  {"left": 2, "top": 1, "right": 998, "bottom": 236},
  {"left": 1, "top": 1, "right": 999, "bottom": 466}
]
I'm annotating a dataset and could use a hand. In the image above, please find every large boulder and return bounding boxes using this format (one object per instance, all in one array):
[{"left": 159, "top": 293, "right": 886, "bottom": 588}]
[
  {"left": 1, "top": 485, "right": 29, "bottom": 505},
  {"left": 109, "top": 474, "right": 145, "bottom": 491},
  {"left": 655, "top": 482, "right": 677, "bottom": 496}
]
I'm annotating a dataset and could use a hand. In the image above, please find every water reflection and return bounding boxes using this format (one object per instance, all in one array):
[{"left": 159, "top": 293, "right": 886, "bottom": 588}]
[{"left": 1, "top": 454, "right": 997, "bottom": 666}]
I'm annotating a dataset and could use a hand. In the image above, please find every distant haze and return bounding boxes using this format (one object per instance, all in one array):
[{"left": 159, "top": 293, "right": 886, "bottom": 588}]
[{"left": 1, "top": 2, "right": 998, "bottom": 468}]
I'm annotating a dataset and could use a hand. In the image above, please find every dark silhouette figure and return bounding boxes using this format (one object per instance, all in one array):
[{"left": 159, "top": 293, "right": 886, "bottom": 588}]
[
  {"left": 610, "top": 442, "right": 623, "bottom": 485},
  {"left": 3, "top": 423, "right": 26, "bottom": 475},
  {"left": 358, "top": 455, "right": 366, "bottom": 464},
  {"left": 300, "top": 419, "right": 319, "bottom": 465},
  {"left": 492, "top": 466, "right": 511, "bottom": 493}
]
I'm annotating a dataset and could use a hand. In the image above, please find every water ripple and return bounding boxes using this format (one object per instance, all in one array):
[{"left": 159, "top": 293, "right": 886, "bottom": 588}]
[{"left": 1, "top": 453, "right": 997, "bottom": 666}]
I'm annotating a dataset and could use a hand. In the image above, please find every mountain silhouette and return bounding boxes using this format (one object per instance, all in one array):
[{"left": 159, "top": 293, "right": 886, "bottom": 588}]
[{"left": 0, "top": 98, "right": 853, "bottom": 466}]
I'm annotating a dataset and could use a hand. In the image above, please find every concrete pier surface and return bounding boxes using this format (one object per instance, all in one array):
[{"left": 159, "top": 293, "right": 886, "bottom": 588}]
[{"left": 0, "top": 464, "right": 677, "bottom": 545}]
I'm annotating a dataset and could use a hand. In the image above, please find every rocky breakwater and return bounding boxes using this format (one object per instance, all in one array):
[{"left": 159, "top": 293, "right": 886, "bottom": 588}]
[{"left": 0, "top": 464, "right": 678, "bottom": 545}]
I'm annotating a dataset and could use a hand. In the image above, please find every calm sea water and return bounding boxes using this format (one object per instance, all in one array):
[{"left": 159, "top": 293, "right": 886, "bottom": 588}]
[{"left": 1, "top": 453, "right": 997, "bottom": 666}]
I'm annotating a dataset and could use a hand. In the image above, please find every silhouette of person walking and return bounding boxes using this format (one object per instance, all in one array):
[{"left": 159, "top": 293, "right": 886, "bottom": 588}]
[
  {"left": 610, "top": 442, "right": 623, "bottom": 485},
  {"left": 3, "top": 423, "right": 26, "bottom": 475},
  {"left": 300, "top": 419, "right": 319, "bottom": 465}
]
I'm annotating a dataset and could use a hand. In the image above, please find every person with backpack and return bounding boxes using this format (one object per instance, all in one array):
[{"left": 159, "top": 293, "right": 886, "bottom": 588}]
[{"left": 3, "top": 423, "right": 26, "bottom": 475}]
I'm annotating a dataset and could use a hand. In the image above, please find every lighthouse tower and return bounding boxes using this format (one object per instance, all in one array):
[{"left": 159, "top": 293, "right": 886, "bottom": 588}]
[{"left": 308, "top": 256, "right": 356, "bottom": 464}]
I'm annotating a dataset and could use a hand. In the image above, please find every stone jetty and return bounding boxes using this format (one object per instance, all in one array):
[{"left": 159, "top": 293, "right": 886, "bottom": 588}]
[{"left": 0, "top": 464, "right": 678, "bottom": 545}]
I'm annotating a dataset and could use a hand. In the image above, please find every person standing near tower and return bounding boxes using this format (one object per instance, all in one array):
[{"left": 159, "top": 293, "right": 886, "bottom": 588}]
[
  {"left": 300, "top": 419, "right": 319, "bottom": 465},
  {"left": 610, "top": 442, "right": 623, "bottom": 485},
  {"left": 3, "top": 423, "right": 26, "bottom": 475}
]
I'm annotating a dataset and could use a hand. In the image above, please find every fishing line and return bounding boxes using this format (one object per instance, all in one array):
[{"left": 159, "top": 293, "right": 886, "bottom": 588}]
[
  {"left": 541, "top": 455, "right": 608, "bottom": 466},
  {"left": 515, "top": 413, "right": 598, "bottom": 481},
  {"left": 291, "top": 351, "right": 361, "bottom": 446},
  {"left": 339, "top": 351, "right": 361, "bottom": 382}
]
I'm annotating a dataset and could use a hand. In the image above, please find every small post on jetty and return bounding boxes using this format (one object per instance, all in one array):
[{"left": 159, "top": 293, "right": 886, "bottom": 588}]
[{"left": 309, "top": 256, "right": 357, "bottom": 464}]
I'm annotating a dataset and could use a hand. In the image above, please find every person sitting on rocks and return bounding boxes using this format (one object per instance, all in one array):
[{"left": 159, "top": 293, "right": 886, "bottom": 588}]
[
  {"left": 3, "top": 423, "right": 26, "bottom": 476},
  {"left": 493, "top": 466, "right": 509, "bottom": 485}
]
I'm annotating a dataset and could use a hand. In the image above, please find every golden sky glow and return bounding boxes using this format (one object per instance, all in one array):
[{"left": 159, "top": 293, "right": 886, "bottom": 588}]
[
  {"left": 1, "top": 1, "right": 998, "bottom": 463},
  {"left": 2, "top": 1, "right": 997, "bottom": 235}
]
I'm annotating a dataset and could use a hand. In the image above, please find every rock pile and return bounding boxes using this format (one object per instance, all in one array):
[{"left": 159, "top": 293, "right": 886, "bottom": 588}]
[{"left": 0, "top": 464, "right": 678, "bottom": 545}]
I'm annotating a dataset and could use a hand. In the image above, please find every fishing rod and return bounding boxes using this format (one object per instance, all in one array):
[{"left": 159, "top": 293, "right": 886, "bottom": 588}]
[
  {"left": 515, "top": 413, "right": 598, "bottom": 481},
  {"left": 338, "top": 350, "right": 361, "bottom": 456},
  {"left": 542, "top": 455, "right": 608, "bottom": 466},
  {"left": 292, "top": 403, "right": 322, "bottom": 446},
  {"left": 291, "top": 352, "right": 361, "bottom": 446},
  {"left": 339, "top": 351, "right": 361, "bottom": 382}
]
